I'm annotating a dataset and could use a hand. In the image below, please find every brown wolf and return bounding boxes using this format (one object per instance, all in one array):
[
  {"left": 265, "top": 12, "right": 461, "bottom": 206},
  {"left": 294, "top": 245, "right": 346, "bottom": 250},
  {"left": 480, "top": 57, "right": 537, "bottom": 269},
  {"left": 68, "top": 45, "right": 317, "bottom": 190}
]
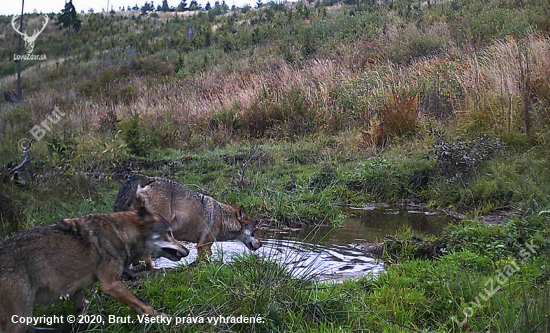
[
  {"left": 114, "top": 175, "right": 262, "bottom": 268},
  {"left": 0, "top": 207, "right": 189, "bottom": 333}
]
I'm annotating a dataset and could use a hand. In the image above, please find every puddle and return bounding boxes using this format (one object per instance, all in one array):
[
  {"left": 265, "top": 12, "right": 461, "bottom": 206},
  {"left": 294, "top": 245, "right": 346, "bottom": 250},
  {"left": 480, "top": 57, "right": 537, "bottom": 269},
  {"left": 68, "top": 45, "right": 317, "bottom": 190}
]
[{"left": 153, "top": 207, "right": 451, "bottom": 282}]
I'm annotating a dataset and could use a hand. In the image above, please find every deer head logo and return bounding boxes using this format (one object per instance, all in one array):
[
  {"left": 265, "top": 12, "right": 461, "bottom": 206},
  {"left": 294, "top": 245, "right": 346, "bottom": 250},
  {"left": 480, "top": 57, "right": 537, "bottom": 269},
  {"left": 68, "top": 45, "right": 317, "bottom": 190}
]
[{"left": 12, "top": 15, "right": 49, "bottom": 54}]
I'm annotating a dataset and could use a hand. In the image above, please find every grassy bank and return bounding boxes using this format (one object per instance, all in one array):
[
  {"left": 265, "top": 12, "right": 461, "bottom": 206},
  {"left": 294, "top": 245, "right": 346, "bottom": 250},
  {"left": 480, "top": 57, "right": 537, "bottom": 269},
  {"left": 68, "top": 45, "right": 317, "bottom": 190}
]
[
  {"left": 30, "top": 208, "right": 550, "bottom": 332},
  {"left": 3, "top": 130, "right": 549, "bottom": 232}
]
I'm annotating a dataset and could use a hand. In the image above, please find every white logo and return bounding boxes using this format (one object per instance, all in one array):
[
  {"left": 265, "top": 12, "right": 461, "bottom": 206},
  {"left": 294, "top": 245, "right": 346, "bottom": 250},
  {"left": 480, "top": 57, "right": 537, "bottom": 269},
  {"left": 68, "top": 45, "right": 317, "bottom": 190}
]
[{"left": 12, "top": 14, "right": 48, "bottom": 60}]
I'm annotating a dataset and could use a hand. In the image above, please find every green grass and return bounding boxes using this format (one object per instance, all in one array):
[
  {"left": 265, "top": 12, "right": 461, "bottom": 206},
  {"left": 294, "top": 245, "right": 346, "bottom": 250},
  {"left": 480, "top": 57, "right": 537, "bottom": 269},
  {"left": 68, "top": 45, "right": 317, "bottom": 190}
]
[
  {"left": 3, "top": 133, "right": 546, "bottom": 332},
  {"left": 31, "top": 209, "right": 550, "bottom": 332},
  {"left": 2, "top": 134, "right": 550, "bottom": 332},
  {"left": 2, "top": 0, "right": 550, "bottom": 330}
]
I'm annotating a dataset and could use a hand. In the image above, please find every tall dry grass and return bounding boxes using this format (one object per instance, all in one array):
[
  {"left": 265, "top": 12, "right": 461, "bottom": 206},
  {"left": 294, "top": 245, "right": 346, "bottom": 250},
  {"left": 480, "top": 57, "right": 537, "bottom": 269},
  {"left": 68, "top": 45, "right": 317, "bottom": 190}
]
[{"left": 1, "top": 31, "right": 549, "bottom": 155}]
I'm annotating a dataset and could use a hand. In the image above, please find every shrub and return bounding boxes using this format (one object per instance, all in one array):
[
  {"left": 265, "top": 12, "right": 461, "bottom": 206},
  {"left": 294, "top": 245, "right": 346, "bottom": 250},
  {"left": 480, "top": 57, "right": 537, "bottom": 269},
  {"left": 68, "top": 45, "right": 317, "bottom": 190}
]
[
  {"left": 126, "top": 57, "right": 174, "bottom": 77},
  {"left": 208, "top": 105, "right": 243, "bottom": 134},
  {"left": 431, "top": 133, "right": 505, "bottom": 179},
  {"left": 241, "top": 88, "right": 318, "bottom": 139},
  {"left": 366, "top": 91, "right": 419, "bottom": 147},
  {"left": 390, "top": 25, "right": 447, "bottom": 64},
  {"left": 116, "top": 113, "right": 158, "bottom": 156}
]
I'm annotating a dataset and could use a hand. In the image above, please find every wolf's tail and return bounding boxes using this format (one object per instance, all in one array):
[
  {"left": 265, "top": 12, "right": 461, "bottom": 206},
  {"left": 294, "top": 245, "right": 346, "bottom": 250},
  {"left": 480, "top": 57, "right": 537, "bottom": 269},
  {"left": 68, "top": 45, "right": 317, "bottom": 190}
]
[{"left": 113, "top": 174, "right": 142, "bottom": 212}]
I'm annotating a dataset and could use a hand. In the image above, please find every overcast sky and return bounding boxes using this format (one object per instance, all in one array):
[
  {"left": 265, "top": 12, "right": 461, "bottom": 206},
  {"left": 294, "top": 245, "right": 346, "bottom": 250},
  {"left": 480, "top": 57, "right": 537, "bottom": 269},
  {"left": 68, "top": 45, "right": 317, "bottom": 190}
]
[{"left": 0, "top": 0, "right": 252, "bottom": 16}]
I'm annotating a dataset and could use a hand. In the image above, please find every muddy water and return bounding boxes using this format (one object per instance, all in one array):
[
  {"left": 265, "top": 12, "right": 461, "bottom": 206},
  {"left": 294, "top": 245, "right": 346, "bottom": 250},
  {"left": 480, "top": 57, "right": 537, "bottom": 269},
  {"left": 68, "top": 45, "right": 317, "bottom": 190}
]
[{"left": 154, "top": 207, "right": 452, "bottom": 282}]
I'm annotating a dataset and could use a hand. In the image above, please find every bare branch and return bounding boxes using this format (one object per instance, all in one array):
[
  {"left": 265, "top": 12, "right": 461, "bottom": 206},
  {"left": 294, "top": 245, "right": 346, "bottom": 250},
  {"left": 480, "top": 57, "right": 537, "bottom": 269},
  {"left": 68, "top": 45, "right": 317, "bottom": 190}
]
[{"left": 9, "top": 141, "right": 34, "bottom": 174}]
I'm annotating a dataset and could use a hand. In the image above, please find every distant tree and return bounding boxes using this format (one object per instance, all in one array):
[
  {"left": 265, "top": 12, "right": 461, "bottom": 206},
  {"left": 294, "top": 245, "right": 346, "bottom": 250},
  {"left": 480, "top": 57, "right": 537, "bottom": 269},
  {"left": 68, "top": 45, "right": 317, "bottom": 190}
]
[
  {"left": 214, "top": 0, "right": 220, "bottom": 7},
  {"left": 56, "top": 0, "right": 81, "bottom": 57},
  {"left": 256, "top": 0, "right": 263, "bottom": 8},
  {"left": 241, "top": 4, "right": 251, "bottom": 13},
  {"left": 132, "top": 4, "right": 139, "bottom": 10},
  {"left": 178, "top": 0, "right": 187, "bottom": 11},
  {"left": 189, "top": 0, "right": 199, "bottom": 10},
  {"left": 127, "top": 5, "right": 132, "bottom": 10},
  {"left": 141, "top": 1, "right": 154, "bottom": 13},
  {"left": 88, "top": 7, "right": 94, "bottom": 13},
  {"left": 222, "top": 0, "right": 228, "bottom": 10},
  {"left": 161, "top": 0, "right": 170, "bottom": 11},
  {"left": 157, "top": 4, "right": 162, "bottom": 11},
  {"left": 231, "top": 4, "right": 236, "bottom": 10},
  {"left": 205, "top": 1, "right": 212, "bottom": 10}
]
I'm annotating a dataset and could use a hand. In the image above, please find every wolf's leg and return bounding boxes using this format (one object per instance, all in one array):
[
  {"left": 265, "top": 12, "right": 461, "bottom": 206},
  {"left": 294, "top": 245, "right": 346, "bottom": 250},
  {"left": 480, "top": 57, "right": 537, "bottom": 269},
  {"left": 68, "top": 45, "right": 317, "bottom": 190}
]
[
  {"left": 196, "top": 244, "right": 213, "bottom": 260},
  {"left": 70, "top": 290, "right": 90, "bottom": 333},
  {"left": 97, "top": 264, "right": 157, "bottom": 316},
  {"left": 71, "top": 290, "right": 89, "bottom": 316},
  {"left": 2, "top": 282, "right": 35, "bottom": 333},
  {"left": 196, "top": 231, "right": 214, "bottom": 261},
  {"left": 144, "top": 257, "right": 153, "bottom": 270}
]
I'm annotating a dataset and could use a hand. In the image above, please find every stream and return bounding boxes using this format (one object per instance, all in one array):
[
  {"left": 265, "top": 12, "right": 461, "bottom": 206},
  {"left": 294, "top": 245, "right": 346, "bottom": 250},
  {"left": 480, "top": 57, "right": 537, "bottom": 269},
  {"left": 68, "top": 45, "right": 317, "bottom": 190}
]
[{"left": 154, "top": 207, "right": 452, "bottom": 282}]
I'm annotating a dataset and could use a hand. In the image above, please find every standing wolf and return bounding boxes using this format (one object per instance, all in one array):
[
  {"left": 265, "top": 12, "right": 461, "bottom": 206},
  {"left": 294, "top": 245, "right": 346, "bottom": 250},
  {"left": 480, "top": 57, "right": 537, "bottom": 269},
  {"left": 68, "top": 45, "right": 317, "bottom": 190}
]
[
  {"left": 114, "top": 175, "right": 262, "bottom": 268},
  {"left": 0, "top": 207, "right": 189, "bottom": 333}
]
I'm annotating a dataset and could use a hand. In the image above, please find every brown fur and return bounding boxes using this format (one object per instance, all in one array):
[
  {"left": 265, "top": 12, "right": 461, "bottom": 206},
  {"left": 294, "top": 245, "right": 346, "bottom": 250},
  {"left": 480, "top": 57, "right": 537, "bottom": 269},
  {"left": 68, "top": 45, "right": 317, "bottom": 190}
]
[
  {"left": 114, "top": 175, "right": 261, "bottom": 267},
  {"left": 0, "top": 207, "right": 189, "bottom": 333}
]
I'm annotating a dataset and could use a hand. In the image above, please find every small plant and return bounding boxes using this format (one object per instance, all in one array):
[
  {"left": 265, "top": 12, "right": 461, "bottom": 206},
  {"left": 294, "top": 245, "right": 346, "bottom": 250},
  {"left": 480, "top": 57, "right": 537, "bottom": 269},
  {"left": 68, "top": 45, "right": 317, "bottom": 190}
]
[
  {"left": 116, "top": 113, "right": 158, "bottom": 156},
  {"left": 365, "top": 91, "right": 419, "bottom": 147},
  {"left": 432, "top": 133, "right": 504, "bottom": 179},
  {"left": 241, "top": 89, "right": 318, "bottom": 139}
]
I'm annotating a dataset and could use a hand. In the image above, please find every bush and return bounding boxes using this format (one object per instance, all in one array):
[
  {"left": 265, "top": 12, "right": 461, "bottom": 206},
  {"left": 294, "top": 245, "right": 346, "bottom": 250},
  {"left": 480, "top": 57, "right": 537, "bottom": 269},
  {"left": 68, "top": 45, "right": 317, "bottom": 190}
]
[
  {"left": 390, "top": 25, "right": 447, "bottom": 64},
  {"left": 241, "top": 89, "right": 318, "bottom": 139},
  {"left": 365, "top": 91, "right": 420, "bottom": 147},
  {"left": 117, "top": 113, "right": 158, "bottom": 156},
  {"left": 432, "top": 133, "right": 505, "bottom": 179}
]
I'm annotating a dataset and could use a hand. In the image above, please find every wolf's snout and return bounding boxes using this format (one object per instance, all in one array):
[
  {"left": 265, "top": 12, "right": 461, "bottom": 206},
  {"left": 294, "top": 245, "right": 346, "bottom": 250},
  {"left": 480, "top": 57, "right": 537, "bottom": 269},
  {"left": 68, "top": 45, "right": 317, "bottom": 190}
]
[
  {"left": 245, "top": 238, "right": 262, "bottom": 251},
  {"left": 180, "top": 245, "right": 190, "bottom": 257},
  {"left": 157, "top": 240, "right": 189, "bottom": 261},
  {"left": 252, "top": 239, "right": 262, "bottom": 250},
  {"left": 159, "top": 245, "right": 189, "bottom": 261}
]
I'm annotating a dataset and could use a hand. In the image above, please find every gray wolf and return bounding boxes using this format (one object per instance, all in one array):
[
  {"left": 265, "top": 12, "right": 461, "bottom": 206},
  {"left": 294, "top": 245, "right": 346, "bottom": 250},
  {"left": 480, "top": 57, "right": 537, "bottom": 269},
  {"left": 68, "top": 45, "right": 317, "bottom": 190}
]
[
  {"left": 0, "top": 207, "right": 189, "bottom": 333},
  {"left": 114, "top": 175, "right": 262, "bottom": 268}
]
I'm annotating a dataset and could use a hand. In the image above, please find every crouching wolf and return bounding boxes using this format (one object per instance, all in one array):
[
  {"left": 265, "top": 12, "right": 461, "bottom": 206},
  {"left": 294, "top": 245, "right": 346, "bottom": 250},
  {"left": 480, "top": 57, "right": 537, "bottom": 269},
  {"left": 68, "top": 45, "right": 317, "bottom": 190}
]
[
  {"left": 0, "top": 207, "right": 189, "bottom": 333},
  {"left": 114, "top": 175, "right": 262, "bottom": 268}
]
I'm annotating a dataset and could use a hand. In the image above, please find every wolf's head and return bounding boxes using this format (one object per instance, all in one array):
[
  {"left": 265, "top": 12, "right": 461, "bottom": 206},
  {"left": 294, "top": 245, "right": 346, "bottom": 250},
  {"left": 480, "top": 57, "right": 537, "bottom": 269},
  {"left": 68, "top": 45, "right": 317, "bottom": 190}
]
[
  {"left": 230, "top": 203, "right": 262, "bottom": 251},
  {"left": 138, "top": 207, "right": 190, "bottom": 261}
]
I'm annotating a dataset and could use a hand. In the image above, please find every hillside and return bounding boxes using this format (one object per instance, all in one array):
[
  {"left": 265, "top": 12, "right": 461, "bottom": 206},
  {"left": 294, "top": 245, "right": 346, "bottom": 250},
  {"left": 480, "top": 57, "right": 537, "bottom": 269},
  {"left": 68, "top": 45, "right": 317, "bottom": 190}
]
[{"left": 1, "top": 0, "right": 550, "bottom": 331}]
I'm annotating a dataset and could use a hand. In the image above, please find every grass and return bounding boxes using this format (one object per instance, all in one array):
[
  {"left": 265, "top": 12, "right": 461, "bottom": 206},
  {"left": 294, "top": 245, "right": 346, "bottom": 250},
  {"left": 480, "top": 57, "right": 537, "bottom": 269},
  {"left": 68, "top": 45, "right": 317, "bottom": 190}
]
[
  {"left": 29, "top": 208, "right": 550, "bottom": 332},
  {"left": 2, "top": 0, "right": 550, "bottom": 331}
]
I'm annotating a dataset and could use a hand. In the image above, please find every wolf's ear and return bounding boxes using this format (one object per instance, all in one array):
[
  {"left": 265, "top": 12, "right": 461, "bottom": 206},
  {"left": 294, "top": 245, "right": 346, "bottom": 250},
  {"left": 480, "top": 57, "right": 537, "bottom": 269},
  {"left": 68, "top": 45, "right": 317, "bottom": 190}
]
[
  {"left": 238, "top": 206, "right": 246, "bottom": 218},
  {"left": 138, "top": 176, "right": 155, "bottom": 188},
  {"left": 137, "top": 206, "right": 155, "bottom": 223}
]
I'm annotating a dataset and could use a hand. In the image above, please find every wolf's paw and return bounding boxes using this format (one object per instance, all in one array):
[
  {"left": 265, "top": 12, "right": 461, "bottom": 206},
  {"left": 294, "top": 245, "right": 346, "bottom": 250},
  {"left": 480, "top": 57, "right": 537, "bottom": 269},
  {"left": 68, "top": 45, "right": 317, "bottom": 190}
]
[{"left": 121, "top": 269, "right": 139, "bottom": 281}]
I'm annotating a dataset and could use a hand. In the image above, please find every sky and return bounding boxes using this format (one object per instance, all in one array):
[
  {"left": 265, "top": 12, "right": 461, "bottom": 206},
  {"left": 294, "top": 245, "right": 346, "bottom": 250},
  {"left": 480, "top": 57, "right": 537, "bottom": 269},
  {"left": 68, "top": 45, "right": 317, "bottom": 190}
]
[{"left": 0, "top": 0, "right": 252, "bottom": 16}]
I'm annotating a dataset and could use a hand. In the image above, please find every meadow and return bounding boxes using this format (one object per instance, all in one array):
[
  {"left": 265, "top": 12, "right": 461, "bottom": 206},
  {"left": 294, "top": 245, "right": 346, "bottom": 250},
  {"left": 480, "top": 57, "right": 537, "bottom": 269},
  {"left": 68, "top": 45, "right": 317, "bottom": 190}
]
[{"left": 1, "top": 0, "right": 550, "bottom": 331}]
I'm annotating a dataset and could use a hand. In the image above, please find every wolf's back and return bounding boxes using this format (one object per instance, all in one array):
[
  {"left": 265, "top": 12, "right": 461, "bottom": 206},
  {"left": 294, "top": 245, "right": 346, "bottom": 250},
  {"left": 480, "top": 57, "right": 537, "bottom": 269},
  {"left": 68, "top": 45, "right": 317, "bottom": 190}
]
[{"left": 113, "top": 174, "right": 142, "bottom": 212}]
